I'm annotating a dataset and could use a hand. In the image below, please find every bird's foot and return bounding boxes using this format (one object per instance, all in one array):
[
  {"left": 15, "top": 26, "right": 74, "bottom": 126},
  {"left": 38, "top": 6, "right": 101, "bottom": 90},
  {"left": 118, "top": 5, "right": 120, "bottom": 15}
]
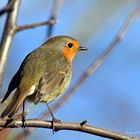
[
  {"left": 51, "top": 117, "right": 61, "bottom": 134},
  {"left": 21, "top": 112, "right": 26, "bottom": 130}
]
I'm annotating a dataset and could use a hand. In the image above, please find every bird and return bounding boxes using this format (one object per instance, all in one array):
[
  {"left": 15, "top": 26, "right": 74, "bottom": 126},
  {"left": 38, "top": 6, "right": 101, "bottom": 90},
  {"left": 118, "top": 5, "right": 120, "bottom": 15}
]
[{"left": 1, "top": 35, "right": 87, "bottom": 119}]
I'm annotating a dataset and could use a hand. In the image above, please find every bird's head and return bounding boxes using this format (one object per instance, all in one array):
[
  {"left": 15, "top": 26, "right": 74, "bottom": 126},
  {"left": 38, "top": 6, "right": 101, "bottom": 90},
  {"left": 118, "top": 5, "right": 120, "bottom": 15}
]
[{"left": 45, "top": 35, "right": 87, "bottom": 63}]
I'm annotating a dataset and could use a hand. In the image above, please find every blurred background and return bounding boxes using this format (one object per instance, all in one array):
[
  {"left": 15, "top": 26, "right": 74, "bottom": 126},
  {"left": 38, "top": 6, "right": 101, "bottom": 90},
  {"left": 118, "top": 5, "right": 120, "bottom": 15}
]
[{"left": 0, "top": 0, "right": 140, "bottom": 139}]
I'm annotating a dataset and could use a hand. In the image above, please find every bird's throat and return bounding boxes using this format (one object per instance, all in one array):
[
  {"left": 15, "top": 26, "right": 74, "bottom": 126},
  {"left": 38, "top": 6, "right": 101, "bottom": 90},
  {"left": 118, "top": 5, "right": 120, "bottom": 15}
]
[{"left": 62, "top": 48, "right": 76, "bottom": 64}]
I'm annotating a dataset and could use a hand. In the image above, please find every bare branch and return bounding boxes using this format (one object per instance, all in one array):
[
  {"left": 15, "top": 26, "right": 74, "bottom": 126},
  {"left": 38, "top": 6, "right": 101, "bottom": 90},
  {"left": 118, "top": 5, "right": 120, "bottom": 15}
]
[
  {"left": 0, "top": 0, "right": 20, "bottom": 87},
  {"left": 0, "top": 119, "right": 138, "bottom": 140},
  {"left": 0, "top": 0, "right": 16, "bottom": 16},
  {"left": 47, "top": 0, "right": 63, "bottom": 38},
  {"left": 16, "top": 20, "right": 57, "bottom": 32}
]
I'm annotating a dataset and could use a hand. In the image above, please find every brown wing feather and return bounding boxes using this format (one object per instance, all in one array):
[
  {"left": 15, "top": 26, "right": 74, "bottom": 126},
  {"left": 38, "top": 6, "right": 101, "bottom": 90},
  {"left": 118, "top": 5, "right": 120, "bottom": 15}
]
[
  {"left": 1, "top": 53, "right": 31, "bottom": 103},
  {"left": 33, "top": 71, "right": 66, "bottom": 104}
]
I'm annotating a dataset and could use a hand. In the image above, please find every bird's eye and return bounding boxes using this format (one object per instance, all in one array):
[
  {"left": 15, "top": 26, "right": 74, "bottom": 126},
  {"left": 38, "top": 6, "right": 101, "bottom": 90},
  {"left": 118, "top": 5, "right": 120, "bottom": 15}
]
[{"left": 67, "top": 43, "right": 73, "bottom": 48}]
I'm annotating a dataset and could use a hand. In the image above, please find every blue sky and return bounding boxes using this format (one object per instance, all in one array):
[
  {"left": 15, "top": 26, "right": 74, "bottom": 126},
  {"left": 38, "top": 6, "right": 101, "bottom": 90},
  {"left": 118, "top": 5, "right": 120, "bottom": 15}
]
[{"left": 0, "top": 0, "right": 140, "bottom": 140}]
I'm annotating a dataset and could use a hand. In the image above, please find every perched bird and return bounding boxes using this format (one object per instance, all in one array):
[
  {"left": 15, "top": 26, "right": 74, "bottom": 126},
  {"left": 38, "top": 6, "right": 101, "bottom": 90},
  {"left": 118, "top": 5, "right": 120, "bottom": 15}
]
[{"left": 1, "top": 35, "right": 87, "bottom": 119}]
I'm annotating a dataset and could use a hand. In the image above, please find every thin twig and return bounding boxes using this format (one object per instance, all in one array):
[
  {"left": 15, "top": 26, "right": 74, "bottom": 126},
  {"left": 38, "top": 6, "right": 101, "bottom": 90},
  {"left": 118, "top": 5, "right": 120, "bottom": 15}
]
[
  {"left": 47, "top": 0, "right": 63, "bottom": 38},
  {"left": 0, "top": 119, "right": 138, "bottom": 140},
  {"left": 14, "top": 6, "right": 140, "bottom": 140},
  {"left": 16, "top": 20, "right": 57, "bottom": 32},
  {"left": 0, "top": 0, "right": 16, "bottom": 16},
  {"left": 0, "top": 0, "right": 20, "bottom": 87}
]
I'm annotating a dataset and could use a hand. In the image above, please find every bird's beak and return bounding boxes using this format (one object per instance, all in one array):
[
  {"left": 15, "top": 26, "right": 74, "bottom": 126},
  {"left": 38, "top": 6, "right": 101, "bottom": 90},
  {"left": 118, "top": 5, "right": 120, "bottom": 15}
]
[{"left": 79, "top": 46, "right": 88, "bottom": 51}]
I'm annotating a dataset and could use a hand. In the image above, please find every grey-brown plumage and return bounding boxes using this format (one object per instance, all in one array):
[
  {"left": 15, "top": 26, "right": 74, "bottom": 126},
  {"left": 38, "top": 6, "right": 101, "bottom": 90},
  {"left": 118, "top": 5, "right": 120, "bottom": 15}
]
[{"left": 1, "top": 35, "right": 87, "bottom": 118}]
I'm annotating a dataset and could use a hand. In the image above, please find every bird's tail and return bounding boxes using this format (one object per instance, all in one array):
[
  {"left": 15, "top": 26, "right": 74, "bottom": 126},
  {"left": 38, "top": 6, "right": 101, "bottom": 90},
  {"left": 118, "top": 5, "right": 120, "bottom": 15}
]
[{"left": 1, "top": 89, "right": 25, "bottom": 118}]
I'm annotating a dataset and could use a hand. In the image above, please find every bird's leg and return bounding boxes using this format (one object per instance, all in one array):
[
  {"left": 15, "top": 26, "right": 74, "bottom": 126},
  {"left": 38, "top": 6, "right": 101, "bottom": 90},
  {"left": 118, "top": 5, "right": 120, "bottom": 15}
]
[
  {"left": 46, "top": 103, "right": 56, "bottom": 120},
  {"left": 22, "top": 100, "right": 26, "bottom": 129},
  {"left": 46, "top": 103, "right": 61, "bottom": 133}
]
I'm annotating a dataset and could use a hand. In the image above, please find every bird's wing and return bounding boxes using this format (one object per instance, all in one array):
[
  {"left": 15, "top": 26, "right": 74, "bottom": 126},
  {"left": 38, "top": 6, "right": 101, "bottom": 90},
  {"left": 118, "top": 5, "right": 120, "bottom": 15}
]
[
  {"left": 1, "top": 71, "right": 21, "bottom": 103},
  {"left": 34, "top": 71, "right": 66, "bottom": 104},
  {"left": 1, "top": 53, "right": 31, "bottom": 103}
]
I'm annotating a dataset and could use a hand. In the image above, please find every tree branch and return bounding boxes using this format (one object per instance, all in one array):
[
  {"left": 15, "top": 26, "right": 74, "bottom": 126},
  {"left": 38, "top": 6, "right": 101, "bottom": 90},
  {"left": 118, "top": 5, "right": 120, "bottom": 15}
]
[
  {"left": 0, "top": 0, "right": 16, "bottom": 16},
  {"left": 0, "top": 119, "right": 138, "bottom": 140},
  {"left": 0, "top": 0, "right": 20, "bottom": 87},
  {"left": 47, "top": 0, "right": 63, "bottom": 38},
  {"left": 16, "top": 20, "right": 57, "bottom": 32}
]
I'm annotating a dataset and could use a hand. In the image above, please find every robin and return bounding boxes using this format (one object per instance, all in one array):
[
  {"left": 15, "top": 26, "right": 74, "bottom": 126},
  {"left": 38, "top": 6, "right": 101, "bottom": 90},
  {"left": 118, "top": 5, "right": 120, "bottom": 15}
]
[{"left": 1, "top": 35, "right": 87, "bottom": 119}]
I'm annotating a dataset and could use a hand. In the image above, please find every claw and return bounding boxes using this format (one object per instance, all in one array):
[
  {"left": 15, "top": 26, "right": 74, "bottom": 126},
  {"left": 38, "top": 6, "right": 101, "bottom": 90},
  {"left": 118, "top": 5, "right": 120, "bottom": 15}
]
[
  {"left": 22, "top": 113, "right": 26, "bottom": 129},
  {"left": 51, "top": 117, "right": 61, "bottom": 134}
]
